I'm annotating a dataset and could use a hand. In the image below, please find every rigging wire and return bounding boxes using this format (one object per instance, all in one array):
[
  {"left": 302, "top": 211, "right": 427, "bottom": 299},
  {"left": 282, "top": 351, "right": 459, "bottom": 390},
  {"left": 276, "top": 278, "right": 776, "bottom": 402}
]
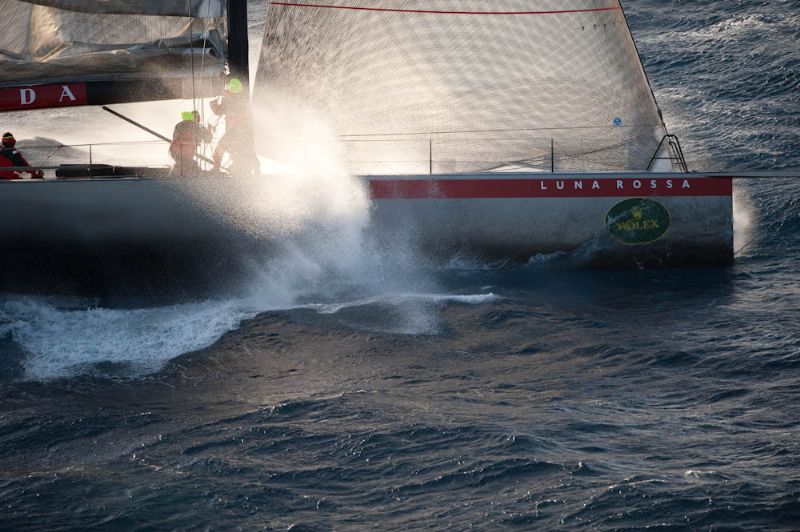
[
  {"left": 198, "top": 0, "right": 213, "bottom": 164},
  {"left": 734, "top": 236, "right": 758, "bottom": 257},
  {"left": 42, "top": 144, "right": 66, "bottom": 164},
  {"left": 185, "top": 0, "right": 205, "bottom": 166},
  {"left": 187, "top": 0, "right": 197, "bottom": 112}
]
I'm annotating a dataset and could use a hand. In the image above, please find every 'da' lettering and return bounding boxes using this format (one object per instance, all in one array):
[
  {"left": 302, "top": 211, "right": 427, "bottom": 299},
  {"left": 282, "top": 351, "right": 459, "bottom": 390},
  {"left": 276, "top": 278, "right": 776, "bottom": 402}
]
[
  {"left": 59, "top": 85, "right": 77, "bottom": 102},
  {"left": 20, "top": 88, "right": 36, "bottom": 105}
]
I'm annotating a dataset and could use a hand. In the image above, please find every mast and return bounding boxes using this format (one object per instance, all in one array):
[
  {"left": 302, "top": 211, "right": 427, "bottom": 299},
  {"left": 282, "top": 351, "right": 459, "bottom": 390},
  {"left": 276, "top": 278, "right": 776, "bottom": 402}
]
[{"left": 227, "top": 0, "right": 250, "bottom": 88}]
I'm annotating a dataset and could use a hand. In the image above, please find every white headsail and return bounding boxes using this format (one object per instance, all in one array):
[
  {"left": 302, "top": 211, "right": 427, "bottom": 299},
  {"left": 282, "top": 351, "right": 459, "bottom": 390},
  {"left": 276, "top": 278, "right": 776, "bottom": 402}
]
[{"left": 256, "top": 0, "right": 669, "bottom": 173}]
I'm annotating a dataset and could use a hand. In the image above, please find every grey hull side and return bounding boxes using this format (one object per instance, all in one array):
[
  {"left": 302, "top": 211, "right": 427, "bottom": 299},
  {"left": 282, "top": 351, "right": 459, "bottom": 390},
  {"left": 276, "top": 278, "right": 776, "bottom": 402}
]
[
  {"left": 0, "top": 178, "right": 277, "bottom": 301},
  {"left": 0, "top": 174, "right": 734, "bottom": 300},
  {"left": 368, "top": 195, "right": 733, "bottom": 267}
]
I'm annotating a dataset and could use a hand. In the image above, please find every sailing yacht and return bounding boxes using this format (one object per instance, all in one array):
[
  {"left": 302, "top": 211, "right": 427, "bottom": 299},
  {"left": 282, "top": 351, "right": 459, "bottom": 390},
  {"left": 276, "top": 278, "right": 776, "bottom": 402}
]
[
  {"left": 0, "top": 0, "right": 734, "bottom": 297},
  {"left": 256, "top": 0, "right": 733, "bottom": 265}
]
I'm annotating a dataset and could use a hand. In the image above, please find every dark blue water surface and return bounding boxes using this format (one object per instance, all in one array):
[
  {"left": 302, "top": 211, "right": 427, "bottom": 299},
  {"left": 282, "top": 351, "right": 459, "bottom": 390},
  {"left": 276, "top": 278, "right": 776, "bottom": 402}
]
[{"left": 2, "top": 1, "right": 799, "bottom": 529}]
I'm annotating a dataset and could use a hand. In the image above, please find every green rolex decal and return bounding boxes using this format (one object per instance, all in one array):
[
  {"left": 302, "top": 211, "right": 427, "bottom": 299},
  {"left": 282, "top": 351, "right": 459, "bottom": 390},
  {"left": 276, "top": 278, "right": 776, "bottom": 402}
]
[{"left": 606, "top": 198, "right": 671, "bottom": 244}]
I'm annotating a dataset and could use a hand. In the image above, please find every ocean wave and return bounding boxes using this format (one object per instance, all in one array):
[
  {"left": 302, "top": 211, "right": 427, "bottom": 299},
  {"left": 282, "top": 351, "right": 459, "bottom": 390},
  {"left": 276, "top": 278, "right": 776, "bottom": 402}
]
[
  {"left": 0, "top": 296, "right": 253, "bottom": 380},
  {"left": 678, "top": 13, "right": 800, "bottom": 44},
  {"left": 302, "top": 292, "right": 498, "bottom": 315},
  {"left": 0, "top": 289, "right": 499, "bottom": 380}
]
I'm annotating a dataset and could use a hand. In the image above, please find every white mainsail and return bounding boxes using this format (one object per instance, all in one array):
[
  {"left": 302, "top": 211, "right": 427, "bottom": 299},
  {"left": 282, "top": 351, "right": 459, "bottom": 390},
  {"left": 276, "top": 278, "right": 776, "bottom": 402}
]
[
  {"left": 0, "top": 0, "right": 227, "bottom": 98},
  {"left": 16, "top": 0, "right": 222, "bottom": 16},
  {"left": 256, "top": 0, "right": 669, "bottom": 173}
]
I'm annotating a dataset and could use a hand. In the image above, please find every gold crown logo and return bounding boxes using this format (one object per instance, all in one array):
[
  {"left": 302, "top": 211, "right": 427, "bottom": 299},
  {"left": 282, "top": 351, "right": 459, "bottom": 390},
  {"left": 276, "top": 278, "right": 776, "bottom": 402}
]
[{"left": 631, "top": 205, "right": 643, "bottom": 220}]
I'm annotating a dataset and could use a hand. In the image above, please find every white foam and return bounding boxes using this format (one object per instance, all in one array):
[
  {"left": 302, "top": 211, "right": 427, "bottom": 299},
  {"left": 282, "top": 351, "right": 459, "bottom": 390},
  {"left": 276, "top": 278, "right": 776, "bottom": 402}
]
[
  {"left": 641, "top": 13, "right": 798, "bottom": 47},
  {"left": 303, "top": 292, "right": 498, "bottom": 314},
  {"left": 0, "top": 289, "right": 499, "bottom": 380},
  {"left": 0, "top": 297, "right": 254, "bottom": 380},
  {"left": 733, "top": 186, "right": 758, "bottom": 256},
  {"left": 693, "top": 14, "right": 790, "bottom": 41},
  {"left": 312, "top": 292, "right": 498, "bottom": 335},
  {"left": 441, "top": 293, "right": 498, "bottom": 305}
]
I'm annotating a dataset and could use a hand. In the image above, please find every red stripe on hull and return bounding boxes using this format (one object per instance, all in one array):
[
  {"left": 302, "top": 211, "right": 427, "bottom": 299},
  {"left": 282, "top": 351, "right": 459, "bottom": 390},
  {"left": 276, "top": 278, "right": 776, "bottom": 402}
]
[
  {"left": 0, "top": 83, "right": 88, "bottom": 112},
  {"left": 369, "top": 177, "right": 733, "bottom": 199}
]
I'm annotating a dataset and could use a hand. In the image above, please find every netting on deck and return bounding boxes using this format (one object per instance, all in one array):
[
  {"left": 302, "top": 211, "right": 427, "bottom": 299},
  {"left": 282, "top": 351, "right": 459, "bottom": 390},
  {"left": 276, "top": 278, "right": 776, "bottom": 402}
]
[{"left": 256, "top": 0, "right": 668, "bottom": 174}]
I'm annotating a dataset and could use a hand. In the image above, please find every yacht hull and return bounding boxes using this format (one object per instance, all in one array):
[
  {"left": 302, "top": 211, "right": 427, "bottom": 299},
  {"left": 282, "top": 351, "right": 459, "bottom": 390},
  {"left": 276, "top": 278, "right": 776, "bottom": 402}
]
[
  {"left": 0, "top": 177, "right": 274, "bottom": 300},
  {"left": 367, "top": 173, "right": 734, "bottom": 267},
  {"left": 0, "top": 173, "right": 734, "bottom": 299}
]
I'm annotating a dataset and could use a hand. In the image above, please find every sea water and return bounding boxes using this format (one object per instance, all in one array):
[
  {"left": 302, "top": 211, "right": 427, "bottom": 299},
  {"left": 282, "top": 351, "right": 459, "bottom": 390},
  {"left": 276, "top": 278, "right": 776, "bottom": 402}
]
[{"left": 1, "top": 0, "right": 799, "bottom": 528}]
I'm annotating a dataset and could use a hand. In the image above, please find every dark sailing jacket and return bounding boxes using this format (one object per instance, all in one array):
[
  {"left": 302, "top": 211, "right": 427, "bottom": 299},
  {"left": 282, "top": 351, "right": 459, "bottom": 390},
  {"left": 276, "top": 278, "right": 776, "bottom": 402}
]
[
  {"left": 0, "top": 147, "right": 42, "bottom": 179},
  {"left": 169, "top": 120, "right": 213, "bottom": 159}
]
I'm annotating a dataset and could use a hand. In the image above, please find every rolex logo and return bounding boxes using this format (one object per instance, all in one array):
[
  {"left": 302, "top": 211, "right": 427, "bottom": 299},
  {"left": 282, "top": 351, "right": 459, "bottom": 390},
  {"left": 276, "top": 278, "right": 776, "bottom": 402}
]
[{"left": 606, "top": 198, "right": 671, "bottom": 245}]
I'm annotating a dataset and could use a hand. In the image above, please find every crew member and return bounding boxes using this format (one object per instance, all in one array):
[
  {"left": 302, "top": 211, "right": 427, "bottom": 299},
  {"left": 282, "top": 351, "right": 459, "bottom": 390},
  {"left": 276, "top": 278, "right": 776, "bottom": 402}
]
[
  {"left": 210, "top": 78, "right": 259, "bottom": 176},
  {"left": 170, "top": 110, "right": 213, "bottom": 176},
  {"left": 0, "top": 132, "right": 43, "bottom": 180}
]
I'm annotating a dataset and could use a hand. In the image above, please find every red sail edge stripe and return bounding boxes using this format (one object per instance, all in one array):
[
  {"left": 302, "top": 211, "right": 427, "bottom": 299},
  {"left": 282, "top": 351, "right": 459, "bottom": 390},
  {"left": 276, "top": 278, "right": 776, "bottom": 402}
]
[
  {"left": 270, "top": 2, "right": 623, "bottom": 15},
  {"left": 369, "top": 177, "right": 734, "bottom": 199}
]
